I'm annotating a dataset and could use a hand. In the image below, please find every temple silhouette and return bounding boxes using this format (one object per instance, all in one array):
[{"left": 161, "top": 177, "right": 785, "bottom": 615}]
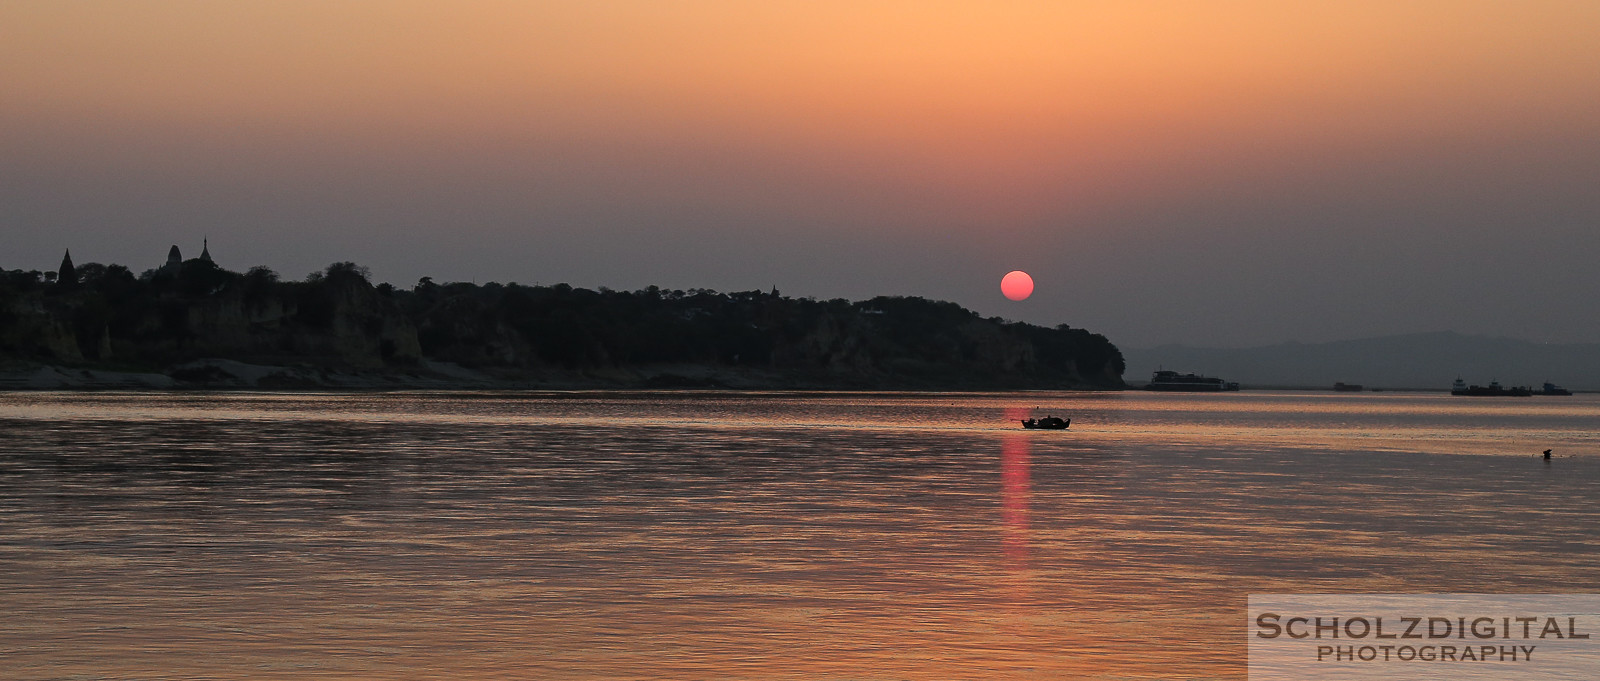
[
  {"left": 162, "top": 240, "right": 214, "bottom": 275},
  {"left": 49, "top": 240, "right": 216, "bottom": 284},
  {"left": 56, "top": 250, "right": 76, "bottom": 288}
]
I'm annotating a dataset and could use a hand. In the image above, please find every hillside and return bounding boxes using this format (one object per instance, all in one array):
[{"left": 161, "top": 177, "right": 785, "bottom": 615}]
[{"left": 0, "top": 259, "right": 1125, "bottom": 390}]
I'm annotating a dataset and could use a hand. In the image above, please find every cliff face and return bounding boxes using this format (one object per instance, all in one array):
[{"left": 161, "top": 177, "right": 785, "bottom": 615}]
[{"left": 0, "top": 261, "right": 1124, "bottom": 390}]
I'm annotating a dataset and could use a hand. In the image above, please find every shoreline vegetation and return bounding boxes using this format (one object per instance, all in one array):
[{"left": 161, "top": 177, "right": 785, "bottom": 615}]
[{"left": 1, "top": 257, "right": 1124, "bottom": 391}]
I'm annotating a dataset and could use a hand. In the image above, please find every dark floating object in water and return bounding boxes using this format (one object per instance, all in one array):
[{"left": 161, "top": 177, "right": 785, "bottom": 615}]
[
  {"left": 1544, "top": 449, "right": 1553, "bottom": 460},
  {"left": 1147, "top": 370, "right": 1239, "bottom": 392},
  {"left": 1450, "top": 378, "right": 1532, "bottom": 396},
  {"left": 1539, "top": 382, "right": 1573, "bottom": 396},
  {"left": 1021, "top": 416, "right": 1070, "bottom": 430}
]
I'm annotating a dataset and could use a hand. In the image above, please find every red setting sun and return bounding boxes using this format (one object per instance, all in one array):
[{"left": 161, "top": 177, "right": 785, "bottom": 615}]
[{"left": 1001, "top": 270, "right": 1034, "bottom": 301}]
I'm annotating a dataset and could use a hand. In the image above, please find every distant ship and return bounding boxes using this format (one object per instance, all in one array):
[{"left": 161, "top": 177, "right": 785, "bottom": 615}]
[
  {"left": 1538, "top": 382, "right": 1573, "bottom": 396},
  {"left": 1147, "top": 370, "right": 1240, "bottom": 392},
  {"left": 1450, "top": 378, "right": 1532, "bottom": 397},
  {"left": 1333, "top": 382, "right": 1364, "bottom": 392}
]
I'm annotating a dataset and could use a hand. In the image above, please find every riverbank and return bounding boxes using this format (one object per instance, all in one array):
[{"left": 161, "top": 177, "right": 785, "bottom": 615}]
[{"left": 0, "top": 359, "right": 1121, "bottom": 392}]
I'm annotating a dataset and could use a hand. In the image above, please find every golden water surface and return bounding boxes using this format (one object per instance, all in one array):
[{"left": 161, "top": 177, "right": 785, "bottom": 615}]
[{"left": 2, "top": 390, "right": 1597, "bottom": 679}]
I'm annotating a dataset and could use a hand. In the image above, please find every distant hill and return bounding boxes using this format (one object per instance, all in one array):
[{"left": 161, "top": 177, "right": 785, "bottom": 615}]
[
  {"left": 1, "top": 259, "right": 1124, "bottom": 390},
  {"left": 1124, "top": 332, "right": 1600, "bottom": 391}
]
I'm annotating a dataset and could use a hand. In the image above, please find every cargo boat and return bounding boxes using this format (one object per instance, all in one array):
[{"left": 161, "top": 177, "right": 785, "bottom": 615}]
[
  {"left": 1538, "top": 382, "right": 1572, "bottom": 396},
  {"left": 1450, "top": 379, "right": 1531, "bottom": 396},
  {"left": 1146, "top": 370, "right": 1240, "bottom": 392}
]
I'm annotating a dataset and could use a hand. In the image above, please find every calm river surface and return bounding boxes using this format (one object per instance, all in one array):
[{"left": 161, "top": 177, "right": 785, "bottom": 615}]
[{"left": 2, "top": 390, "right": 1598, "bottom": 680}]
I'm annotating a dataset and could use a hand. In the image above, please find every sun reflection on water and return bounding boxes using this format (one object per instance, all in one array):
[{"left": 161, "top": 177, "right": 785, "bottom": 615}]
[{"left": 1000, "top": 407, "right": 1033, "bottom": 574}]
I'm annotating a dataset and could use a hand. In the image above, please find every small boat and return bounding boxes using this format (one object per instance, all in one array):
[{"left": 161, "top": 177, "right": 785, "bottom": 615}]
[
  {"left": 1333, "top": 382, "right": 1364, "bottom": 392},
  {"left": 1021, "top": 416, "right": 1070, "bottom": 430}
]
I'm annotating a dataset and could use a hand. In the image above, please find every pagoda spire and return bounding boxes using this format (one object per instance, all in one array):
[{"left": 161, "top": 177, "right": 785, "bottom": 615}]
[{"left": 56, "top": 249, "right": 77, "bottom": 289}]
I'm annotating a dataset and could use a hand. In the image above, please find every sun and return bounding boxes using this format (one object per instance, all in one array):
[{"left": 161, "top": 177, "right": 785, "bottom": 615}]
[{"left": 1001, "top": 270, "right": 1033, "bottom": 301}]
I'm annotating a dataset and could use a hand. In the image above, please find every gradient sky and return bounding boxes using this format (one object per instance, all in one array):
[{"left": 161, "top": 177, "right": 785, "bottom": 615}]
[{"left": 3, "top": 1, "right": 1598, "bottom": 348}]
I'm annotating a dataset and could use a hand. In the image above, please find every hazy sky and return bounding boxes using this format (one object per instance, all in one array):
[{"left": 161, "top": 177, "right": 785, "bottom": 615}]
[{"left": 3, "top": 1, "right": 1598, "bottom": 348}]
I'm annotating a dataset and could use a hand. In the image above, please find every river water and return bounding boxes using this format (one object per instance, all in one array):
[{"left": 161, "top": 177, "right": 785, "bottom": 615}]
[{"left": 2, "top": 390, "right": 1597, "bottom": 680}]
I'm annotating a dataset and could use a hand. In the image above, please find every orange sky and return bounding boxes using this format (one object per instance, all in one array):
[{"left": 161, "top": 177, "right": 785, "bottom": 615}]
[
  {"left": 4, "top": 1, "right": 1600, "bottom": 345},
  {"left": 8, "top": 2, "right": 1595, "bottom": 180}
]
